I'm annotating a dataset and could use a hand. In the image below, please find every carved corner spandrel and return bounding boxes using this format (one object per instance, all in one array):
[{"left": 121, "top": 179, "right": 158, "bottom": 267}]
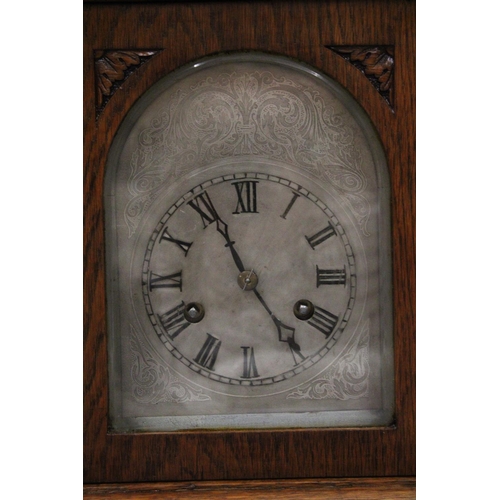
[
  {"left": 326, "top": 46, "right": 394, "bottom": 111},
  {"left": 94, "top": 50, "right": 161, "bottom": 120}
]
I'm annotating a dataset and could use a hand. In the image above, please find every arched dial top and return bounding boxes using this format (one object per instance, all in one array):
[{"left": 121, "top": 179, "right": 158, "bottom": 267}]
[{"left": 142, "top": 173, "right": 356, "bottom": 386}]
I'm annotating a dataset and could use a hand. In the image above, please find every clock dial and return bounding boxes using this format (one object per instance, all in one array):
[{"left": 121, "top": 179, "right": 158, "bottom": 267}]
[{"left": 142, "top": 173, "right": 355, "bottom": 386}]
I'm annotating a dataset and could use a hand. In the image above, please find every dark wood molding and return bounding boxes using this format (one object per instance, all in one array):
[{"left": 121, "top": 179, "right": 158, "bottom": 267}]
[
  {"left": 94, "top": 50, "right": 160, "bottom": 119},
  {"left": 84, "top": 477, "right": 416, "bottom": 499},
  {"left": 326, "top": 46, "right": 394, "bottom": 110}
]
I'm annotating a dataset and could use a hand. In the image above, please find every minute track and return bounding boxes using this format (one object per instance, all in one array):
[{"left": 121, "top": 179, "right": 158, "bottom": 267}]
[{"left": 142, "top": 173, "right": 356, "bottom": 386}]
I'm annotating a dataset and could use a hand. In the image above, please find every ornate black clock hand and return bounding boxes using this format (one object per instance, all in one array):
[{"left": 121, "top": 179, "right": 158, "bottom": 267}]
[
  {"left": 215, "top": 218, "right": 245, "bottom": 273},
  {"left": 252, "top": 288, "right": 304, "bottom": 360},
  {"left": 215, "top": 217, "right": 303, "bottom": 360}
]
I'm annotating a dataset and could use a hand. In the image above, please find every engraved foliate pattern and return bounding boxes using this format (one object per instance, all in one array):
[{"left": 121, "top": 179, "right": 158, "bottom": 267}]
[
  {"left": 130, "top": 326, "right": 211, "bottom": 404},
  {"left": 126, "top": 70, "right": 370, "bottom": 236},
  {"left": 286, "top": 321, "right": 369, "bottom": 400}
]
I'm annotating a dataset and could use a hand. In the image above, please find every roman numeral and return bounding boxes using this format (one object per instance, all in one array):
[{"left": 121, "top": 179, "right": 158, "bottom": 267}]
[
  {"left": 187, "top": 191, "right": 219, "bottom": 228},
  {"left": 148, "top": 271, "right": 182, "bottom": 291},
  {"left": 316, "top": 265, "right": 346, "bottom": 287},
  {"left": 160, "top": 226, "right": 192, "bottom": 256},
  {"left": 194, "top": 333, "right": 221, "bottom": 370},
  {"left": 280, "top": 192, "right": 300, "bottom": 219},
  {"left": 305, "top": 221, "right": 337, "bottom": 249},
  {"left": 241, "top": 346, "right": 259, "bottom": 378},
  {"left": 232, "top": 180, "right": 258, "bottom": 214},
  {"left": 157, "top": 302, "right": 190, "bottom": 339},
  {"left": 307, "top": 306, "right": 339, "bottom": 337}
]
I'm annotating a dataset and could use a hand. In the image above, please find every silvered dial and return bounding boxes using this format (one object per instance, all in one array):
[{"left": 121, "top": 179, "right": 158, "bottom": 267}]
[{"left": 142, "top": 172, "right": 355, "bottom": 385}]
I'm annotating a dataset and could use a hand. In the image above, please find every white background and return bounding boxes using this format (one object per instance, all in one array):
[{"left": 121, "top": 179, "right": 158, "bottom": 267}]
[{"left": 417, "top": 3, "right": 500, "bottom": 496}]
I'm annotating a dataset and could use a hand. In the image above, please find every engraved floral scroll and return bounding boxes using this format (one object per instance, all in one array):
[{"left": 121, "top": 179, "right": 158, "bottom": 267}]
[
  {"left": 287, "top": 321, "right": 370, "bottom": 400},
  {"left": 130, "top": 326, "right": 211, "bottom": 404},
  {"left": 125, "top": 68, "right": 371, "bottom": 236}
]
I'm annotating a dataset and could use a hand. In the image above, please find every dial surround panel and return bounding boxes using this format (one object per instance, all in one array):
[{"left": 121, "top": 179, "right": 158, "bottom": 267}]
[{"left": 104, "top": 52, "right": 394, "bottom": 431}]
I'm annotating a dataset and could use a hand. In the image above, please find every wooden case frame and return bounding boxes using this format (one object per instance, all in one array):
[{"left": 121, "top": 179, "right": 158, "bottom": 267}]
[{"left": 84, "top": 0, "right": 415, "bottom": 483}]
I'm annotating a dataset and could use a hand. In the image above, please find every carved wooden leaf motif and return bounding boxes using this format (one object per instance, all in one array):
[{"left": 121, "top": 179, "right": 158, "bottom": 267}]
[
  {"left": 326, "top": 46, "right": 394, "bottom": 110},
  {"left": 94, "top": 50, "right": 160, "bottom": 118}
]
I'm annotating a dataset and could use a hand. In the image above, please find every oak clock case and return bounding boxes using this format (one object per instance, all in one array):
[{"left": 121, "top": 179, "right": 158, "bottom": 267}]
[{"left": 105, "top": 53, "right": 393, "bottom": 432}]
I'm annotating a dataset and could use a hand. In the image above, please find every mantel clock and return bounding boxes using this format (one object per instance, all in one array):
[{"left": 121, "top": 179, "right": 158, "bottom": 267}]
[{"left": 84, "top": 0, "right": 415, "bottom": 485}]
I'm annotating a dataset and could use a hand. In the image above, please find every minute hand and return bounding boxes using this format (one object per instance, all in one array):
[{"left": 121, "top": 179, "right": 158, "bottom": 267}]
[
  {"left": 253, "top": 288, "right": 303, "bottom": 357},
  {"left": 215, "top": 218, "right": 303, "bottom": 358}
]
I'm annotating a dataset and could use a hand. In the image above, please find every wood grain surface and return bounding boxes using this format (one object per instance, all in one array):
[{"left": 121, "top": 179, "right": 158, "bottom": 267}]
[
  {"left": 84, "top": 477, "right": 416, "bottom": 499},
  {"left": 84, "top": 0, "right": 415, "bottom": 484}
]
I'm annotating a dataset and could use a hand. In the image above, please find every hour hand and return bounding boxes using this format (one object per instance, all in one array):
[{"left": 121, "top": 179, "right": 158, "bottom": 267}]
[{"left": 215, "top": 218, "right": 245, "bottom": 273}]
